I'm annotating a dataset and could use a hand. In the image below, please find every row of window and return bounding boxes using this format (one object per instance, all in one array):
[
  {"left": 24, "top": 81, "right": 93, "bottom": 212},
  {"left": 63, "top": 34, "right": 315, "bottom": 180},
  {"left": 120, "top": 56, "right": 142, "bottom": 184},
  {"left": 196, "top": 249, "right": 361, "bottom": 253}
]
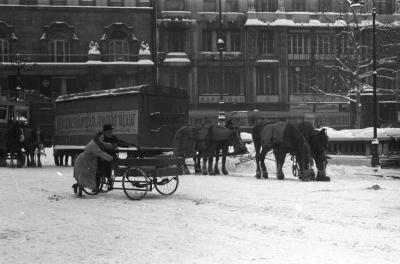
[
  {"left": 1, "top": 0, "right": 397, "bottom": 14},
  {"left": 0, "top": 37, "right": 131, "bottom": 62},
  {"left": 0, "top": 0, "right": 135, "bottom": 6}
]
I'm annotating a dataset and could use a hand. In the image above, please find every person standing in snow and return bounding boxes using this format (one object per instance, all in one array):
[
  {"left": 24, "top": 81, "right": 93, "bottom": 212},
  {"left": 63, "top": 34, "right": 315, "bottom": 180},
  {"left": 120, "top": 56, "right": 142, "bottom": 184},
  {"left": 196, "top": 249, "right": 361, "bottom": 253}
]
[
  {"left": 72, "top": 134, "right": 114, "bottom": 196},
  {"left": 95, "top": 124, "right": 129, "bottom": 191}
]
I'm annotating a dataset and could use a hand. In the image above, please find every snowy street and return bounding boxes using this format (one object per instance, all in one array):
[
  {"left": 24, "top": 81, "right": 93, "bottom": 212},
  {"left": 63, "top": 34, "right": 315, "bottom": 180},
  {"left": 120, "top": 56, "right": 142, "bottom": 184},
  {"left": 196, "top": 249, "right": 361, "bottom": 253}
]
[{"left": 1, "top": 151, "right": 400, "bottom": 264}]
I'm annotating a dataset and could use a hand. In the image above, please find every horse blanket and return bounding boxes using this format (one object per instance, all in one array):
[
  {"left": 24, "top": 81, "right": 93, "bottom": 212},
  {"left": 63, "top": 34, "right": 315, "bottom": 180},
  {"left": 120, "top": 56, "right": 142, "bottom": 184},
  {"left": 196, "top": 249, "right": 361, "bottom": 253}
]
[
  {"left": 73, "top": 140, "right": 113, "bottom": 189},
  {"left": 260, "top": 121, "right": 287, "bottom": 148}
]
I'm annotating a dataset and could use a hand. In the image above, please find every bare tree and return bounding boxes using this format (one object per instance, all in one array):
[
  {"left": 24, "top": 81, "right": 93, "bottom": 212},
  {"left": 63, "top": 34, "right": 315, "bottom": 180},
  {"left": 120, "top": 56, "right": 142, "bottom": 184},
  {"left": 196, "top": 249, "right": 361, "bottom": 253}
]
[{"left": 310, "top": 4, "right": 400, "bottom": 128}]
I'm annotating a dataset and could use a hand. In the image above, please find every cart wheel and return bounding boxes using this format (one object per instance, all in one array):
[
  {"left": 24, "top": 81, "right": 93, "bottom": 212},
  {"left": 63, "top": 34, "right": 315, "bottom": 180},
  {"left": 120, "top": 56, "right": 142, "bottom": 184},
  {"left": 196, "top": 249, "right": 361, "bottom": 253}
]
[
  {"left": 17, "top": 153, "right": 26, "bottom": 168},
  {"left": 82, "top": 176, "right": 103, "bottom": 196},
  {"left": 154, "top": 175, "right": 179, "bottom": 195},
  {"left": 122, "top": 168, "right": 149, "bottom": 200}
]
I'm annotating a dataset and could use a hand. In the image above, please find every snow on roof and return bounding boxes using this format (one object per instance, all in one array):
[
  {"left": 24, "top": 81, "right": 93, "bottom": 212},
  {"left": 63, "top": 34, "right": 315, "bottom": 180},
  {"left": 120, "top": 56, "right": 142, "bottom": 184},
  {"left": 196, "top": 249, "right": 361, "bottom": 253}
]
[{"left": 56, "top": 85, "right": 148, "bottom": 102}]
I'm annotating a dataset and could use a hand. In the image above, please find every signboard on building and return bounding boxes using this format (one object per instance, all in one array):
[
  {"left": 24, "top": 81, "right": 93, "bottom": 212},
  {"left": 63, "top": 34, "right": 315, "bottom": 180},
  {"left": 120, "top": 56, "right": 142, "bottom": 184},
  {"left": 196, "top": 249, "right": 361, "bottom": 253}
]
[
  {"left": 199, "top": 95, "right": 245, "bottom": 104},
  {"left": 55, "top": 110, "right": 138, "bottom": 136},
  {"left": 290, "top": 95, "right": 347, "bottom": 103}
]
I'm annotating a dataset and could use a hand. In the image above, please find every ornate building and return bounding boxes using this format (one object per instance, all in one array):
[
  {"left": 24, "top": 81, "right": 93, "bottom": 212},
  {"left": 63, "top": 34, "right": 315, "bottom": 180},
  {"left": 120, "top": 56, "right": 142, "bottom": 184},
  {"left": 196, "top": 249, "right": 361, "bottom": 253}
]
[
  {"left": 0, "top": 0, "right": 153, "bottom": 102},
  {"left": 156, "top": 0, "right": 400, "bottom": 128},
  {"left": 1, "top": 0, "right": 399, "bottom": 128}
]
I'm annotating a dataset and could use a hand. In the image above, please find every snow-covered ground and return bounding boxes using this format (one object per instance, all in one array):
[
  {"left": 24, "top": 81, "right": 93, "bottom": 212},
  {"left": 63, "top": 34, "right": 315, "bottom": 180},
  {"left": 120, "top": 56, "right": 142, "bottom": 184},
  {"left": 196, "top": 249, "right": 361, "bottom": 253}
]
[{"left": 1, "top": 148, "right": 400, "bottom": 264}]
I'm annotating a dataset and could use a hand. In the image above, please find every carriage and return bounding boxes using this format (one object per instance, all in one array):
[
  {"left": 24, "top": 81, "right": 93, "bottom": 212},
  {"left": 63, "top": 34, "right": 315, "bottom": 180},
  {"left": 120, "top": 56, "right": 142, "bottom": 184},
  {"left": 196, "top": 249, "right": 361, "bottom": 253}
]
[
  {"left": 0, "top": 92, "right": 54, "bottom": 167},
  {"left": 55, "top": 85, "right": 189, "bottom": 199}
]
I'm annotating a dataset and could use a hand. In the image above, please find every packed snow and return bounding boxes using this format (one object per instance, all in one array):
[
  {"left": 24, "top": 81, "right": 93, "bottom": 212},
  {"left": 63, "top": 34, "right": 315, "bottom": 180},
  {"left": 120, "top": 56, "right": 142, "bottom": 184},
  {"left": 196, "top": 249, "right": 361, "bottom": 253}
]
[{"left": 1, "top": 148, "right": 399, "bottom": 264}]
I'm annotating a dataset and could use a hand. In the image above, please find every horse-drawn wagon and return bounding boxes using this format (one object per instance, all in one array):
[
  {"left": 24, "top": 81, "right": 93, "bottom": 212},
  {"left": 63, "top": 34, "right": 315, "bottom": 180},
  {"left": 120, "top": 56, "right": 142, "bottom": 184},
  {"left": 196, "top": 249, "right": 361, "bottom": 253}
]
[
  {"left": 55, "top": 85, "right": 189, "bottom": 199},
  {"left": 0, "top": 93, "right": 53, "bottom": 167}
]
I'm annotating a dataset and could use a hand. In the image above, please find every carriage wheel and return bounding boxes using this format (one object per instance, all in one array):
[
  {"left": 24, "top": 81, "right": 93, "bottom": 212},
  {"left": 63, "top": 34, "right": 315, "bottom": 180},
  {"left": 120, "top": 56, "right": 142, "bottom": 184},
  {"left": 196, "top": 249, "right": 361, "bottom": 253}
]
[
  {"left": 154, "top": 175, "right": 179, "bottom": 195},
  {"left": 17, "top": 153, "right": 26, "bottom": 168},
  {"left": 122, "top": 168, "right": 149, "bottom": 200},
  {"left": 82, "top": 176, "right": 103, "bottom": 196}
]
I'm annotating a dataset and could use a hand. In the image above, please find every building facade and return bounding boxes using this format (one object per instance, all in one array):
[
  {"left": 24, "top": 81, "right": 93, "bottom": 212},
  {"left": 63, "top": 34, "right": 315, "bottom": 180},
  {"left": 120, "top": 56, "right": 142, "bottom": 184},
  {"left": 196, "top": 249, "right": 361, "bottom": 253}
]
[
  {"left": 1, "top": 0, "right": 400, "bottom": 128},
  {"left": 0, "top": 0, "right": 154, "bottom": 103}
]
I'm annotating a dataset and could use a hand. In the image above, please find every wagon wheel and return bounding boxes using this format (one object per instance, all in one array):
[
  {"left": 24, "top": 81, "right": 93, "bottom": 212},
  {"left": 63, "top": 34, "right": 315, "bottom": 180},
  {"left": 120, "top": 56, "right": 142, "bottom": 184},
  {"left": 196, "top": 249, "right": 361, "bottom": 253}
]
[
  {"left": 82, "top": 176, "right": 103, "bottom": 196},
  {"left": 154, "top": 175, "right": 179, "bottom": 195},
  {"left": 17, "top": 152, "right": 26, "bottom": 168},
  {"left": 122, "top": 167, "right": 149, "bottom": 200}
]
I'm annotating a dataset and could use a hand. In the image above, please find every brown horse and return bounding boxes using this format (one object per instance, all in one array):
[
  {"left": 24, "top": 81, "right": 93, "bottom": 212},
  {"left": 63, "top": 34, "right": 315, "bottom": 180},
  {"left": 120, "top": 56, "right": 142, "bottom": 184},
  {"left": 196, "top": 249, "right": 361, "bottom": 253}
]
[
  {"left": 173, "top": 124, "right": 247, "bottom": 175},
  {"left": 24, "top": 127, "right": 44, "bottom": 167},
  {"left": 252, "top": 121, "right": 329, "bottom": 181}
]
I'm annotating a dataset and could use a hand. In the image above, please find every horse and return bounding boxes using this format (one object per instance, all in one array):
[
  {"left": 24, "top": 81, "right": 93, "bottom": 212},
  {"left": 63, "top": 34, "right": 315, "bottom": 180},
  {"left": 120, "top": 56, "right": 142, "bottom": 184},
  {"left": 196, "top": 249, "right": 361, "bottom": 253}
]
[
  {"left": 24, "top": 127, "right": 44, "bottom": 167},
  {"left": 252, "top": 121, "right": 329, "bottom": 182},
  {"left": 212, "top": 123, "right": 247, "bottom": 175},
  {"left": 0, "top": 122, "right": 25, "bottom": 167},
  {"left": 173, "top": 124, "right": 247, "bottom": 175}
]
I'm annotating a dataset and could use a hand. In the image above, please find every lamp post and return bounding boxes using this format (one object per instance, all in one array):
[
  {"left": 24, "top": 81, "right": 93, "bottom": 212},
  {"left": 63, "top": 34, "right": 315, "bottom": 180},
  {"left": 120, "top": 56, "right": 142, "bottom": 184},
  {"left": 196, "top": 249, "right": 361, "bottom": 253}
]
[
  {"left": 10, "top": 54, "right": 36, "bottom": 102},
  {"left": 350, "top": 0, "right": 380, "bottom": 166},
  {"left": 217, "top": 0, "right": 226, "bottom": 124},
  {"left": 371, "top": 1, "right": 380, "bottom": 167}
]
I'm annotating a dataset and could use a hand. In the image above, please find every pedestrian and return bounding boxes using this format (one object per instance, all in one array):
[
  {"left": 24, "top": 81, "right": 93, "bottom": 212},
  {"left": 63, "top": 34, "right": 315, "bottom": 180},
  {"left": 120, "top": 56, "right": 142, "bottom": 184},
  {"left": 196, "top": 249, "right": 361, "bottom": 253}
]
[{"left": 72, "top": 134, "right": 114, "bottom": 196}]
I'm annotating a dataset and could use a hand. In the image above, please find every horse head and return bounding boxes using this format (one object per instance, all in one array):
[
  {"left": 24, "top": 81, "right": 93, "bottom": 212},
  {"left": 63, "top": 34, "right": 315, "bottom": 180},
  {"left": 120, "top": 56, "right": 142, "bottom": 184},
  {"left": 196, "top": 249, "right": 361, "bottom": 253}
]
[
  {"left": 227, "top": 126, "right": 248, "bottom": 155},
  {"left": 310, "top": 128, "right": 329, "bottom": 171}
]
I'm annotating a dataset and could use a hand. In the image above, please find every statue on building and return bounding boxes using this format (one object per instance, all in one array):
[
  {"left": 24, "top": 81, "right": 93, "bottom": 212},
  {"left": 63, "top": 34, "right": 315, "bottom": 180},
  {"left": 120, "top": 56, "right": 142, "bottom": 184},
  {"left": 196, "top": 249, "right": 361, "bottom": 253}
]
[
  {"left": 88, "top": 41, "right": 100, "bottom": 55},
  {"left": 139, "top": 41, "right": 151, "bottom": 56},
  {"left": 88, "top": 41, "right": 101, "bottom": 61}
]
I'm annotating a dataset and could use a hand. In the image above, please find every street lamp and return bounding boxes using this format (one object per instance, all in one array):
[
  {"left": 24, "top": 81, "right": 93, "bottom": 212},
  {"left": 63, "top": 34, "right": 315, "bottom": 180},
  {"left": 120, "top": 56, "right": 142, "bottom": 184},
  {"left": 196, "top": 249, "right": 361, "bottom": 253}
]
[
  {"left": 10, "top": 54, "right": 36, "bottom": 102},
  {"left": 217, "top": 0, "right": 226, "bottom": 124},
  {"left": 349, "top": 0, "right": 380, "bottom": 166}
]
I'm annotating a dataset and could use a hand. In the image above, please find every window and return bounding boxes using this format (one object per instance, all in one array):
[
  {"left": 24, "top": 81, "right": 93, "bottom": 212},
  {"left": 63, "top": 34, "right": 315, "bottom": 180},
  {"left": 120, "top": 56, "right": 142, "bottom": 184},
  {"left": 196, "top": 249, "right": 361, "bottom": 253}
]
[
  {"left": 20, "top": 0, "right": 37, "bottom": 4},
  {"left": 166, "top": 0, "right": 185, "bottom": 11},
  {"left": 258, "top": 30, "right": 274, "bottom": 54},
  {"left": 167, "top": 29, "right": 185, "bottom": 52},
  {"left": 257, "top": 0, "right": 278, "bottom": 12},
  {"left": 224, "top": 68, "right": 244, "bottom": 95},
  {"left": 0, "top": 38, "right": 9, "bottom": 62},
  {"left": 230, "top": 31, "right": 241, "bottom": 52},
  {"left": 376, "top": 0, "right": 395, "bottom": 14},
  {"left": 289, "top": 67, "right": 313, "bottom": 94},
  {"left": 256, "top": 68, "right": 278, "bottom": 95},
  {"left": 315, "top": 34, "right": 333, "bottom": 54},
  {"left": 202, "top": 30, "right": 213, "bottom": 51},
  {"left": 225, "top": 0, "right": 238, "bottom": 12},
  {"left": 287, "top": 33, "right": 309, "bottom": 54},
  {"left": 79, "top": 0, "right": 95, "bottom": 6},
  {"left": 337, "top": 34, "right": 351, "bottom": 54},
  {"left": 49, "top": 40, "right": 70, "bottom": 62},
  {"left": 292, "top": 0, "right": 306, "bottom": 11},
  {"left": 50, "top": 0, "right": 66, "bottom": 4},
  {"left": 108, "top": 31, "right": 129, "bottom": 61},
  {"left": 198, "top": 68, "right": 244, "bottom": 95},
  {"left": 318, "top": 0, "right": 332, "bottom": 12},
  {"left": 169, "top": 71, "right": 189, "bottom": 90},
  {"left": 203, "top": 0, "right": 216, "bottom": 12},
  {"left": 108, "top": 0, "right": 124, "bottom": 6},
  {"left": 198, "top": 68, "right": 219, "bottom": 94}
]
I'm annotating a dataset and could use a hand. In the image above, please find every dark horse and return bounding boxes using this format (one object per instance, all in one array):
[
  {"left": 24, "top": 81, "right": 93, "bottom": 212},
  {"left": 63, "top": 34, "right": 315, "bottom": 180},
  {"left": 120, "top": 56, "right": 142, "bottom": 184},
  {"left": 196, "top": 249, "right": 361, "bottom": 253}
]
[
  {"left": 24, "top": 127, "right": 44, "bottom": 167},
  {"left": 252, "top": 121, "right": 330, "bottom": 182},
  {"left": 173, "top": 124, "right": 247, "bottom": 175},
  {"left": 0, "top": 122, "right": 25, "bottom": 167}
]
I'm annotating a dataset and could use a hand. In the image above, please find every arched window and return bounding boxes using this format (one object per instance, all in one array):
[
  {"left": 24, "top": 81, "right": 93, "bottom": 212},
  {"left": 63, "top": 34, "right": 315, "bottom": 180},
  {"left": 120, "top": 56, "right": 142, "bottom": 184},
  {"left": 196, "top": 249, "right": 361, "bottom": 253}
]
[
  {"left": 0, "top": 21, "right": 17, "bottom": 62},
  {"left": 100, "top": 23, "right": 138, "bottom": 62},
  {"left": 0, "top": 31, "right": 9, "bottom": 62},
  {"left": 41, "top": 22, "right": 78, "bottom": 62},
  {"left": 108, "top": 31, "right": 129, "bottom": 61}
]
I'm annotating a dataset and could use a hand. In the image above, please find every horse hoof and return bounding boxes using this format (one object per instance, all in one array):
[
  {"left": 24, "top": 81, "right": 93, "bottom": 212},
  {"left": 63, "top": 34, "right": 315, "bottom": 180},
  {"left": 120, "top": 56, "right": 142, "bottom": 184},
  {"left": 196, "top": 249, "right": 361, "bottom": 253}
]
[
  {"left": 214, "top": 169, "right": 220, "bottom": 175},
  {"left": 316, "top": 171, "right": 330, "bottom": 182},
  {"left": 262, "top": 172, "right": 269, "bottom": 179},
  {"left": 277, "top": 174, "right": 284, "bottom": 180},
  {"left": 255, "top": 171, "right": 261, "bottom": 179},
  {"left": 222, "top": 170, "right": 228, "bottom": 175},
  {"left": 202, "top": 171, "right": 208, "bottom": 176}
]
